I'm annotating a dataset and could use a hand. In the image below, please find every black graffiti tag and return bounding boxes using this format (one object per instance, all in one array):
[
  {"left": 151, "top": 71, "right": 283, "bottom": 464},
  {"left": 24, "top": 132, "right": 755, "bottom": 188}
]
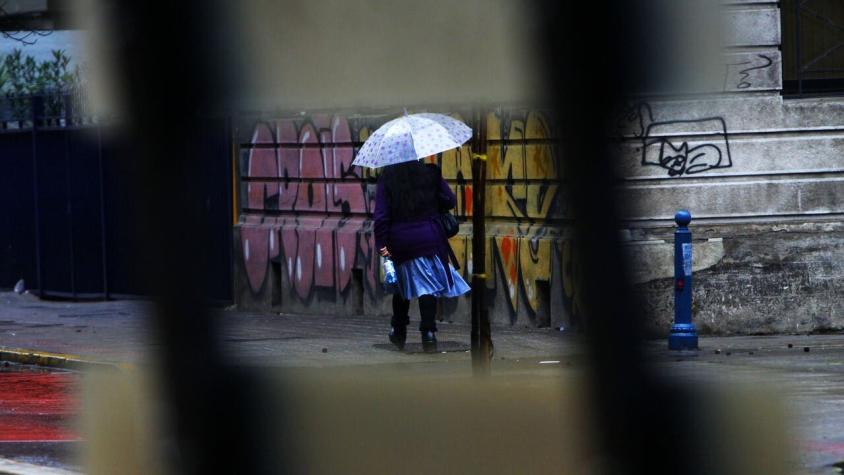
[
  {"left": 630, "top": 103, "right": 733, "bottom": 177},
  {"left": 726, "top": 54, "right": 774, "bottom": 90}
]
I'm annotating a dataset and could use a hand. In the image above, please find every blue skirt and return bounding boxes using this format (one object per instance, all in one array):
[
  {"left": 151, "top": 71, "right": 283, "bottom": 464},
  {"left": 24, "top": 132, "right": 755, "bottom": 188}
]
[{"left": 390, "top": 255, "right": 471, "bottom": 300}]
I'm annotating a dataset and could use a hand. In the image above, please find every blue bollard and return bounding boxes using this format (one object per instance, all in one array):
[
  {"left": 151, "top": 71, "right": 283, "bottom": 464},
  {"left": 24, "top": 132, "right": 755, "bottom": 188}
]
[{"left": 668, "top": 210, "right": 699, "bottom": 350}]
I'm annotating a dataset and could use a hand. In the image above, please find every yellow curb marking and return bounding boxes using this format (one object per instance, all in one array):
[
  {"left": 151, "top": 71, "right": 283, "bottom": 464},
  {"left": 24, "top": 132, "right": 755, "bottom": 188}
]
[{"left": 0, "top": 347, "right": 131, "bottom": 371}]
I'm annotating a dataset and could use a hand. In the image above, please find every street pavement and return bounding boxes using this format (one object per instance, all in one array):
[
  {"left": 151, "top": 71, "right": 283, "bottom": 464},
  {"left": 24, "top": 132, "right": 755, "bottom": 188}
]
[
  {"left": 3, "top": 291, "right": 844, "bottom": 473},
  {"left": 0, "top": 291, "right": 577, "bottom": 368}
]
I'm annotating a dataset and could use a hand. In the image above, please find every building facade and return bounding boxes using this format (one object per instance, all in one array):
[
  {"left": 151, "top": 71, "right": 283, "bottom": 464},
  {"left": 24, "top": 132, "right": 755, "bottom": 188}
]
[{"left": 234, "top": 0, "right": 844, "bottom": 334}]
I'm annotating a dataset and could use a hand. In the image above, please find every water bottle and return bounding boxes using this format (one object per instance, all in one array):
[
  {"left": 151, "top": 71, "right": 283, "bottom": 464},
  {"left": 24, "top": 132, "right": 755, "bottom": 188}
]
[{"left": 382, "top": 257, "right": 398, "bottom": 292}]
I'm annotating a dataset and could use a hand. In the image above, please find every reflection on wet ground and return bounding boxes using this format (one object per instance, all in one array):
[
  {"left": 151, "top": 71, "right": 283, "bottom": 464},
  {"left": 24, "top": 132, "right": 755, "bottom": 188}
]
[{"left": 0, "top": 364, "right": 81, "bottom": 470}]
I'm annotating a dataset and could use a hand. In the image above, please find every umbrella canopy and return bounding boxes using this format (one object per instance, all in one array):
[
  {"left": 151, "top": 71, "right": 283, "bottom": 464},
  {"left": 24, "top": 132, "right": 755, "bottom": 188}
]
[{"left": 352, "top": 112, "right": 472, "bottom": 168}]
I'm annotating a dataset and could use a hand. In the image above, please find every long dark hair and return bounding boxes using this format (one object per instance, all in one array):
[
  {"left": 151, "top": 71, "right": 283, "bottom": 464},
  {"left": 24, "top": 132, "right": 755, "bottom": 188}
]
[{"left": 380, "top": 160, "right": 439, "bottom": 220}]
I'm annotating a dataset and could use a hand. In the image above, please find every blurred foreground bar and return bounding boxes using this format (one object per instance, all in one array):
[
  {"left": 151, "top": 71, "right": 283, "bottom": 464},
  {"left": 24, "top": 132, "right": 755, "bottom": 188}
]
[{"left": 82, "top": 367, "right": 792, "bottom": 474}]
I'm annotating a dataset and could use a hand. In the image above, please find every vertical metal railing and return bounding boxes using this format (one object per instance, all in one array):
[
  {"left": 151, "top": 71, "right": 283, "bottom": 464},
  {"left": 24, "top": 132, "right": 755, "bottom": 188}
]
[
  {"left": 30, "top": 96, "right": 43, "bottom": 296},
  {"left": 96, "top": 125, "right": 110, "bottom": 299},
  {"left": 62, "top": 106, "right": 77, "bottom": 299},
  {"left": 0, "top": 90, "right": 92, "bottom": 129}
]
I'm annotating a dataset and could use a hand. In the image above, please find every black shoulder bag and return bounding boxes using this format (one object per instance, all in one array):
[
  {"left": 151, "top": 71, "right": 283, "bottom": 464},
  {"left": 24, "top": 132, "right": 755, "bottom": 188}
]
[
  {"left": 437, "top": 209, "right": 459, "bottom": 238},
  {"left": 436, "top": 191, "right": 459, "bottom": 239},
  {"left": 428, "top": 164, "right": 459, "bottom": 238}
]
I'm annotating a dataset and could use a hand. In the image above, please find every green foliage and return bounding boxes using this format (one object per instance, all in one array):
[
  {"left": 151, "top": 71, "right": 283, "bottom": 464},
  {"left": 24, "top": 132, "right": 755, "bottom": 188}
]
[
  {"left": 1, "top": 48, "right": 80, "bottom": 95},
  {"left": 1, "top": 49, "right": 85, "bottom": 121}
]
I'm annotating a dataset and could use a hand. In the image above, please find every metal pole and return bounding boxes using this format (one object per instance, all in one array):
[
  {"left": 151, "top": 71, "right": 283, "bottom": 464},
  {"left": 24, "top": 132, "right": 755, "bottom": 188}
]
[
  {"left": 230, "top": 118, "right": 239, "bottom": 226},
  {"left": 96, "top": 125, "right": 109, "bottom": 299},
  {"left": 31, "top": 96, "right": 43, "bottom": 297},
  {"left": 63, "top": 112, "right": 77, "bottom": 300},
  {"left": 668, "top": 209, "right": 698, "bottom": 350},
  {"left": 471, "top": 107, "right": 492, "bottom": 375},
  {"left": 227, "top": 117, "right": 237, "bottom": 303}
]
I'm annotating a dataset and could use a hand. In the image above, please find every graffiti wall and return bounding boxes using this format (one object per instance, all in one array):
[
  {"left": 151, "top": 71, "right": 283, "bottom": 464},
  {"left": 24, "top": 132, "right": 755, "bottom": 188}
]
[{"left": 233, "top": 109, "right": 583, "bottom": 327}]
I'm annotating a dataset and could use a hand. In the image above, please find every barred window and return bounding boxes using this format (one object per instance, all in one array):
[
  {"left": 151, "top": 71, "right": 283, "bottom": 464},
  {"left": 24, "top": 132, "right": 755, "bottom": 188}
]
[{"left": 781, "top": 0, "right": 844, "bottom": 96}]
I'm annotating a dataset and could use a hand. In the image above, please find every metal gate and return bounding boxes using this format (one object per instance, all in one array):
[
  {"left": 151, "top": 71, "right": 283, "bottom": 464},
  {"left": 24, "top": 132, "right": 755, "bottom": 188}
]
[{"left": 0, "top": 95, "right": 234, "bottom": 303}]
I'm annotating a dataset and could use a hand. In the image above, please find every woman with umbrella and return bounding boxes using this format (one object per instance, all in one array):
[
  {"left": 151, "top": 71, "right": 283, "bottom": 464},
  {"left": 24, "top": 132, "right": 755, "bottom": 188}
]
[{"left": 353, "top": 112, "right": 471, "bottom": 352}]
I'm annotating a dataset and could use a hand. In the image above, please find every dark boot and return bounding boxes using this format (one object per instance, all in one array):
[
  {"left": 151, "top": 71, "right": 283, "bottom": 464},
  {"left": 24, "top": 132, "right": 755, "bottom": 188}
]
[
  {"left": 421, "top": 330, "right": 437, "bottom": 353},
  {"left": 390, "top": 294, "right": 410, "bottom": 350},
  {"left": 389, "top": 326, "right": 407, "bottom": 350},
  {"left": 418, "top": 295, "right": 438, "bottom": 353}
]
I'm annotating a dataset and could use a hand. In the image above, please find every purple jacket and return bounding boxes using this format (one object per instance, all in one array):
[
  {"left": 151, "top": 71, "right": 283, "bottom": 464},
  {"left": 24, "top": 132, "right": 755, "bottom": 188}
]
[{"left": 373, "top": 173, "right": 457, "bottom": 269}]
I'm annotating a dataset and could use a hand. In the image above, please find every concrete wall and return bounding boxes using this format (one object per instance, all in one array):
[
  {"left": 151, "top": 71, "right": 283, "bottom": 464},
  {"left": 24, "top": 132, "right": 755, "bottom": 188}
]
[{"left": 618, "top": 1, "right": 844, "bottom": 334}]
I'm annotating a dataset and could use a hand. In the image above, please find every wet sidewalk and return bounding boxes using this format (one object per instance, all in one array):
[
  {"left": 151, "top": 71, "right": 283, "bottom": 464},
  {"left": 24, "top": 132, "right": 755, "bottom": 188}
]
[
  {"left": 5, "top": 290, "right": 844, "bottom": 369},
  {"left": 0, "top": 292, "right": 579, "bottom": 368},
  {"left": 5, "top": 291, "right": 844, "bottom": 371}
]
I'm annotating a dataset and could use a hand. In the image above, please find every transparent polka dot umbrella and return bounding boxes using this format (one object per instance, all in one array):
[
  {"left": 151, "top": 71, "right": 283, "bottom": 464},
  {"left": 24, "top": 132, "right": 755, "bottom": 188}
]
[{"left": 352, "top": 112, "right": 472, "bottom": 168}]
